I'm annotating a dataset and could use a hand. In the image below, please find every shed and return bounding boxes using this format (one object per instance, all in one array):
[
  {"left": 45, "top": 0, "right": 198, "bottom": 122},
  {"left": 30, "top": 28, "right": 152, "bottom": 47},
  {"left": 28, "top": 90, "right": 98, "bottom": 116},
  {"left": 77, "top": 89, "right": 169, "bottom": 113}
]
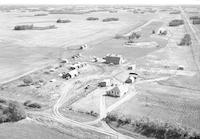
[
  {"left": 62, "top": 70, "right": 79, "bottom": 79},
  {"left": 80, "top": 44, "right": 88, "bottom": 50},
  {"left": 69, "top": 62, "right": 86, "bottom": 70},
  {"left": 157, "top": 27, "right": 167, "bottom": 35},
  {"left": 60, "top": 58, "right": 68, "bottom": 64},
  {"left": 129, "top": 72, "right": 138, "bottom": 79},
  {"left": 177, "top": 65, "right": 184, "bottom": 70},
  {"left": 125, "top": 76, "right": 135, "bottom": 84},
  {"left": 127, "top": 65, "right": 136, "bottom": 71},
  {"left": 106, "top": 84, "right": 128, "bottom": 97},
  {"left": 98, "top": 79, "right": 111, "bottom": 87}
]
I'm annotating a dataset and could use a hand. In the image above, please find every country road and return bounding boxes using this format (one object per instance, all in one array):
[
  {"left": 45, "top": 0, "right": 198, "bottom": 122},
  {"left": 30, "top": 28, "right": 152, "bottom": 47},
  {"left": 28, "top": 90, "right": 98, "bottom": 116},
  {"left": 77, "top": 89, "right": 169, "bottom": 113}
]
[
  {"left": 52, "top": 64, "right": 120, "bottom": 139},
  {"left": 180, "top": 6, "right": 200, "bottom": 74}
]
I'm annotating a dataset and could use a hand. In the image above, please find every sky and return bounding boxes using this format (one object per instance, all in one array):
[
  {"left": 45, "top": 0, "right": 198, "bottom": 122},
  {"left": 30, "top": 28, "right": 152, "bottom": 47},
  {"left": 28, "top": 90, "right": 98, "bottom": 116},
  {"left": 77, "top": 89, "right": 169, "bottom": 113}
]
[{"left": 1, "top": 0, "right": 200, "bottom": 5}]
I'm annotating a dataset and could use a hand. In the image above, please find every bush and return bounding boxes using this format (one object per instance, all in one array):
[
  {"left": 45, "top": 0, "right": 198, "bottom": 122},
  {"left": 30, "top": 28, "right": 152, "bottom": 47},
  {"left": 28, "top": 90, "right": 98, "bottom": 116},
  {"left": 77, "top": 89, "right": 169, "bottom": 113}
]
[
  {"left": 14, "top": 25, "right": 33, "bottom": 30},
  {"left": 169, "top": 19, "right": 184, "bottom": 26},
  {"left": 34, "top": 13, "right": 48, "bottom": 16},
  {"left": 106, "top": 114, "right": 200, "bottom": 139},
  {"left": 56, "top": 19, "right": 71, "bottom": 23},
  {"left": 114, "top": 34, "right": 126, "bottom": 39},
  {"left": 86, "top": 17, "right": 99, "bottom": 21},
  {"left": 179, "top": 34, "right": 192, "bottom": 46},
  {"left": 128, "top": 32, "right": 141, "bottom": 40},
  {"left": 192, "top": 19, "right": 200, "bottom": 25},
  {"left": 22, "top": 76, "right": 33, "bottom": 86},
  {"left": 0, "top": 100, "right": 26, "bottom": 123},
  {"left": 27, "top": 103, "right": 41, "bottom": 109},
  {"left": 169, "top": 11, "right": 181, "bottom": 14},
  {"left": 190, "top": 16, "right": 200, "bottom": 20},
  {"left": 0, "top": 98, "right": 6, "bottom": 104},
  {"left": 24, "top": 100, "right": 42, "bottom": 109},
  {"left": 102, "top": 18, "right": 119, "bottom": 22},
  {"left": 105, "top": 113, "right": 118, "bottom": 123}
]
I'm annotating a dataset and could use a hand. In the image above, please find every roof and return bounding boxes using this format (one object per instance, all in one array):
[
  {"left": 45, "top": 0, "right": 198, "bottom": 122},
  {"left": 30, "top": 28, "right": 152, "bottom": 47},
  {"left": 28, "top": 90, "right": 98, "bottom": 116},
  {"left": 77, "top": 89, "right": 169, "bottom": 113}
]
[
  {"left": 108, "top": 84, "right": 128, "bottom": 93},
  {"left": 106, "top": 53, "right": 123, "bottom": 58},
  {"left": 118, "top": 84, "right": 128, "bottom": 93},
  {"left": 68, "top": 69, "right": 78, "bottom": 75}
]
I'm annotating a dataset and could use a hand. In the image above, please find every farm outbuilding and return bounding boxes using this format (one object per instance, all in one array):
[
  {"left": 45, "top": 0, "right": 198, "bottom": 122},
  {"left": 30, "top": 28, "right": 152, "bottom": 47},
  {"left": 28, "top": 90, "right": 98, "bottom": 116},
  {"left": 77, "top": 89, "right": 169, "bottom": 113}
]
[
  {"left": 128, "top": 65, "right": 136, "bottom": 71},
  {"left": 106, "top": 84, "right": 128, "bottom": 97},
  {"left": 60, "top": 58, "right": 68, "bottom": 64},
  {"left": 129, "top": 72, "right": 138, "bottom": 79},
  {"left": 125, "top": 76, "right": 135, "bottom": 84},
  {"left": 157, "top": 27, "right": 167, "bottom": 35},
  {"left": 98, "top": 79, "right": 111, "bottom": 87},
  {"left": 80, "top": 44, "right": 88, "bottom": 50},
  {"left": 69, "top": 62, "right": 86, "bottom": 70},
  {"left": 103, "top": 54, "right": 125, "bottom": 65}
]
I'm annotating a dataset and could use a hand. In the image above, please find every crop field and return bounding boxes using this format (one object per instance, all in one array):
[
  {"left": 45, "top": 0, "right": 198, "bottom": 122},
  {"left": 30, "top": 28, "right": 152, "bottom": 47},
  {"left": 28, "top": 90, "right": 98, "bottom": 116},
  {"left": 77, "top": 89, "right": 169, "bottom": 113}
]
[
  {"left": 110, "top": 13, "right": 200, "bottom": 132},
  {"left": 0, "top": 9, "right": 159, "bottom": 83},
  {"left": 0, "top": 120, "right": 76, "bottom": 139},
  {"left": 1, "top": 5, "right": 200, "bottom": 139},
  {"left": 112, "top": 81, "right": 200, "bottom": 130},
  {"left": 0, "top": 64, "right": 65, "bottom": 107}
]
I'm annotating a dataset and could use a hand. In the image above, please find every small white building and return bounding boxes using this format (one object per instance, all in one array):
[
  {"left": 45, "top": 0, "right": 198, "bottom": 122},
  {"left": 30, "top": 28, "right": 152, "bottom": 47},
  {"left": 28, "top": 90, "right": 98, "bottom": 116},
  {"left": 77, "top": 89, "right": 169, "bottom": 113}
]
[
  {"left": 125, "top": 76, "right": 135, "bottom": 84},
  {"left": 157, "top": 27, "right": 167, "bottom": 35},
  {"left": 63, "top": 69, "right": 79, "bottom": 79},
  {"left": 127, "top": 64, "right": 136, "bottom": 71},
  {"left": 177, "top": 65, "right": 184, "bottom": 70},
  {"left": 80, "top": 44, "right": 88, "bottom": 50},
  {"left": 69, "top": 62, "right": 86, "bottom": 70},
  {"left": 49, "top": 68, "right": 56, "bottom": 72},
  {"left": 106, "top": 84, "right": 128, "bottom": 97},
  {"left": 98, "top": 79, "right": 111, "bottom": 87}
]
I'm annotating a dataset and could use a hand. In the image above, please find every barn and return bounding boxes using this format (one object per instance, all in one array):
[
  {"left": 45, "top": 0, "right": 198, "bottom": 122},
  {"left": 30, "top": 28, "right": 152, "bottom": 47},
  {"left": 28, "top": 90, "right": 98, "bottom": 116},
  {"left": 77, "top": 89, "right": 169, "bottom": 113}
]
[
  {"left": 103, "top": 54, "right": 124, "bottom": 65},
  {"left": 98, "top": 79, "right": 111, "bottom": 87}
]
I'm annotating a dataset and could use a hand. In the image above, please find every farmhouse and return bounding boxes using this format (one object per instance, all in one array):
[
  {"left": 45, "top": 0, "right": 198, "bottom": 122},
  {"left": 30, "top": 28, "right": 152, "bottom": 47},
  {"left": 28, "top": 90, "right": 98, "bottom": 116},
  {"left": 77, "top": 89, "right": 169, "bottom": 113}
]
[
  {"left": 98, "top": 79, "right": 111, "bottom": 87},
  {"left": 106, "top": 84, "right": 128, "bottom": 97},
  {"left": 103, "top": 54, "right": 124, "bottom": 65}
]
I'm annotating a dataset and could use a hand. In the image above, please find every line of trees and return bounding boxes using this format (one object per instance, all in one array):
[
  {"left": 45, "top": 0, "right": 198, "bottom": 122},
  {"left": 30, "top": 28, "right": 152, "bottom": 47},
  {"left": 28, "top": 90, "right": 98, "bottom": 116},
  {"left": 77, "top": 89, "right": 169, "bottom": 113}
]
[
  {"left": 105, "top": 113, "right": 200, "bottom": 139},
  {"left": 169, "top": 19, "right": 184, "bottom": 26},
  {"left": 179, "top": 34, "right": 192, "bottom": 46},
  {"left": 0, "top": 99, "right": 26, "bottom": 123}
]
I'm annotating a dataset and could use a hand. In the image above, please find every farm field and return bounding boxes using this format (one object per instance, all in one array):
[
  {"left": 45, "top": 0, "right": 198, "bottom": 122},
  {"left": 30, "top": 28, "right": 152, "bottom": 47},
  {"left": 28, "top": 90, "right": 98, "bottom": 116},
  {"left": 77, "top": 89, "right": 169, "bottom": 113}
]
[
  {"left": 0, "top": 120, "right": 76, "bottom": 139},
  {"left": 1, "top": 5, "right": 200, "bottom": 139},
  {"left": 109, "top": 11, "right": 200, "bottom": 134},
  {"left": 0, "top": 8, "right": 157, "bottom": 83}
]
